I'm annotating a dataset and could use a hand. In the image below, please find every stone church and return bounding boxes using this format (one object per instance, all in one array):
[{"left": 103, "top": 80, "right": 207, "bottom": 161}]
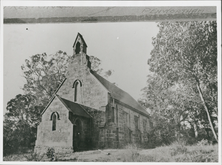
[{"left": 35, "top": 33, "right": 151, "bottom": 153}]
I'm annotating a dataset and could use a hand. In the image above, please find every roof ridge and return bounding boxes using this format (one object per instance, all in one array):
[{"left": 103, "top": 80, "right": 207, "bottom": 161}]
[
  {"left": 90, "top": 70, "right": 148, "bottom": 114},
  {"left": 57, "top": 95, "right": 73, "bottom": 112},
  {"left": 59, "top": 97, "right": 93, "bottom": 118},
  {"left": 90, "top": 70, "right": 125, "bottom": 92},
  {"left": 73, "top": 32, "right": 88, "bottom": 48},
  {"left": 40, "top": 78, "right": 67, "bottom": 115},
  {"left": 92, "top": 70, "right": 141, "bottom": 103}
]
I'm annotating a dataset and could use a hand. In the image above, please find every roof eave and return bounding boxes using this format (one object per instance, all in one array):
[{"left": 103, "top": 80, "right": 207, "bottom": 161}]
[
  {"left": 58, "top": 96, "right": 92, "bottom": 118},
  {"left": 40, "top": 78, "right": 67, "bottom": 115},
  {"left": 114, "top": 98, "right": 150, "bottom": 118}
]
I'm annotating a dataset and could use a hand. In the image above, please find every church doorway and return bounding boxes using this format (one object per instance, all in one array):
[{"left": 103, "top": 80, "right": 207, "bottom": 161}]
[{"left": 73, "top": 118, "right": 83, "bottom": 151}]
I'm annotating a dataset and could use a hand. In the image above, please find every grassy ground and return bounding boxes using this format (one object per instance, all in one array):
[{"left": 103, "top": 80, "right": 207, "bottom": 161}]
[{"left": 3, "top": 143, "right": 218, "bottom": 162}]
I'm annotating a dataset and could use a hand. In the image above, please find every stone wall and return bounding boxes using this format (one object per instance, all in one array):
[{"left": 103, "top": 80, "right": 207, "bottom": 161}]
[
  {"left": 35, "top": 94, "right": 151, "bottom": 154},
  {"left": 57, "top": 53, "right": 108, "bottom": 111},
  {"left": 35, "top": 52, "right": 152, "bottom": 153},
  {"left": 117, "top": 103, "right": 151, "bottom": 146},
  {"left": 81, "top": 105, "right": 106, "bottom": 149},
  {"left": 35, "top": 97, "right": 73, "bottom": 154},
  {"left": 100, "top": 96, "right": 151, "bottom": 149}
]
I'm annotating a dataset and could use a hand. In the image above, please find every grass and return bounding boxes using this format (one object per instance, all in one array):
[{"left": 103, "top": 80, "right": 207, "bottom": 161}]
[
  {"left": 3, "top": 142, "right": 218, "bottom": 162},
  {"left": 146, "top": 142, "right": 218, "bottom": 162}
]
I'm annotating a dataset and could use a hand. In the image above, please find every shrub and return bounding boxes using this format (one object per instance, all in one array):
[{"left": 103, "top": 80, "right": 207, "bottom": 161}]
[
  {"left": 24, "top": 152, "right": 45, "bottom": 161},
  {"left": 46, "top": 148, "right": 57, "bottom": 161},
  {"left": 3, "top": 118, "right": 37, "bottom": 156},
  {"left": 170, "top": 144, "right": 187, "bottom": 156},
  {"left": 197, "top": 139, "right": 209, "bottom": 146}
]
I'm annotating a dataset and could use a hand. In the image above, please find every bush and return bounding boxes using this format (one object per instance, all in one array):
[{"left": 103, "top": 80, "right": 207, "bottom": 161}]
[
  {"left": 170, "top": 143, "right": 187, "bottom": 156},
  {"left": 197, "top": 139, "right": 209, "bottom": 146},
  {"left": 46, "top": 148, "right": 57, "bottom": 161},
  {"left": 122, "top": 144, "right": 151, "bottom": 162},
  {"left": 24, "top": 152, "right": 45, "bottom": 161},
  {"left": 3, "top": 119, "right": 36, "bottom": 156}
]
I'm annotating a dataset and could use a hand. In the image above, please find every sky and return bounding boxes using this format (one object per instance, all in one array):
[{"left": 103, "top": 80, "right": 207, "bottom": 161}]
[{"left": 3, "top": 22, "right": 159, "bottom": 113}]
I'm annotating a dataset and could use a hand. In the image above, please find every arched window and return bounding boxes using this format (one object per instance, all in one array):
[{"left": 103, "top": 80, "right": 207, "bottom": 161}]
[
  {"left": 50, "top": 112, "right": 59, "bottom": 131},
  {"left": 73, "top": 80, "right": 82, "bottom": 103},
  {"left": 74, "top": 81, "right": 79, "bottom": 102},
  {"left": 75, "top": 42, "right": 81, "bottom": 54},
  {"left": 52, "top": 113, "right": 57, "bottom": 131}
]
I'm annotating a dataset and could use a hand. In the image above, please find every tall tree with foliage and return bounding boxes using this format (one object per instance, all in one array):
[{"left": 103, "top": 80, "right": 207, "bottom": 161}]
[
  {"left": 4, "top": 50, "right": 112, "bottom": 155},
  {"left": 140, "top": 74, "right": 202, "bottom": 145},
  {"left": 21, "top": 51, "right": 112, "bottom": 106},
  {"left": 143, "top": 21, "right": 217, "bottom": 142},
  {"left": 21, "top": 51, "right": 69, "bottom": 106},
  {"left": 4, "top": 94, "right": 44, "bottom": 155}
]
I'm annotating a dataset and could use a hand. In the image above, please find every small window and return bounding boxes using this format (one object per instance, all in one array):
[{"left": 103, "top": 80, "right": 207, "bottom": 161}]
[
  {"left": 73, "top": 80, "right": 82, "bottom": 103},
  {"left": 52, "top": 113, "right": 57, "bottom": 131},
  {"left": 74, "top": 81, "right": 79, "bottom": 102},
  {"left": 75, "top": 42, "right": 81, "bottom": 54}
]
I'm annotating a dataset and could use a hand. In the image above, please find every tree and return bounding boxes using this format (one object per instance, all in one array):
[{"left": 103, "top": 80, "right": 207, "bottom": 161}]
[
  {"left": 21, "top": 51, "right": 70, "bottom": 106},
  {"left": 21, "top": 51, "right": 113, "bottom": 106},
  {"left": 6, "top": 94, "right": 43, "bottom": 126},
  {"left": 146, "top": 21, "right": 217, "bottom": 142},
  {"left": 4, "top": 50, "right": 113, "bottom": 155},
  {"left": 4, "top": 94, "right": 43, "bottom": 155},
  {"left": 140, "top": 74, "right": 199, "bottom": 145}
]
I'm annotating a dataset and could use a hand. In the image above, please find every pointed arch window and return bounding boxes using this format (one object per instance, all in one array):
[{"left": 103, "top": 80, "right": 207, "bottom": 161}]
[
  {"left": 73, "top": 80, "right": 82, "bottom": 103},
  {"left": 75, "top": 42, "right": 81, "bottom": 54},
  {"left": 50, "top": 112, "right": 60, "bottom": 131}
]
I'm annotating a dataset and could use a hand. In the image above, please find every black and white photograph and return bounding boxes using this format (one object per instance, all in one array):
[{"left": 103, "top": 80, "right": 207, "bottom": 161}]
[{"left": 2, "top": 1, "right": 221, "bottom": 163}]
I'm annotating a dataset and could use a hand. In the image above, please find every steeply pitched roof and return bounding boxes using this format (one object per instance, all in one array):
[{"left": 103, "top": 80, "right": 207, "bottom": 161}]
[
  {"left": 90, "top": 70, "right": 149, "bottom": 116},
  {"left": 40, "top": 78, "right": 67, "bottom": 115},
  {"left": 58, "top": 96, "right": 91, "bottom": 118},
  {"left": 73, "top": 32, "right": 87, "bottom": 48}
]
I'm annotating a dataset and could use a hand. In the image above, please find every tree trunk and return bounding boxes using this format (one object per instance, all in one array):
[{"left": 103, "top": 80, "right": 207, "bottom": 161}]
[{"left": 196, "top": 82, "right": 218, "bottom": 142}]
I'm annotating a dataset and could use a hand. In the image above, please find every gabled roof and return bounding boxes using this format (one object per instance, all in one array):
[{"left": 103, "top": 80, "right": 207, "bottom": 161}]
[
  {"left": 41, "top": 78, "right": 67, "bottom": 115},
  {"left": 90, "top": 70, "right": 149, "bottom": 116},
  {"left": 73, "top": 32, "right": 87, "bottom": 48},
  {"left": 58, "top": 96, "right": 91, "bottom": 118}
]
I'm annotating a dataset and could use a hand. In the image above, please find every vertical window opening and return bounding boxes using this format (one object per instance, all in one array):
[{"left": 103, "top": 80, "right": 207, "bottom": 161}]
[
  {"left": 75, "top": 42, "right": 80, "bottom": 54},
  {"left": 74, "top": 81, "right": 79, "bottom": 102},
  {"left": 73, "top": 80, "right": 82, "bottom": 103},
  {"left": 52, "top": 113, "right": 57, "bottom": 131}
]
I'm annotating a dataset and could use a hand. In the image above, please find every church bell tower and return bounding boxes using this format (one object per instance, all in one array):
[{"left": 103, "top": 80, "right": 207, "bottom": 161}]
[
  {"left": 73, "top": 33, "right": 87, "bottom": 55},
  {"left": 72, "top": 33, "right": 91, "bottom": 69}
]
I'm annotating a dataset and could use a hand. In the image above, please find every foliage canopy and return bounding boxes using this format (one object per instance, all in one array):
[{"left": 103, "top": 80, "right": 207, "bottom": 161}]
[
  {"left": 4, "top": 50, "right": 112, "bottom": 155},
  {"left": 141, "top": 21, "right": 217, "bottom": 145}
]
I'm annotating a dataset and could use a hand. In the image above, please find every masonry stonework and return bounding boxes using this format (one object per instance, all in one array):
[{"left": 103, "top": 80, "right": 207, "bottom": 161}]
[
  {"left": 35, "top": 97, "right": 73, "bottom": 153},
  {"left": 34, "top": 33, "right": 151, "bottom": 154},
  {"left": 57, "top": 53, "right": 108, "bottom": 111}
]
